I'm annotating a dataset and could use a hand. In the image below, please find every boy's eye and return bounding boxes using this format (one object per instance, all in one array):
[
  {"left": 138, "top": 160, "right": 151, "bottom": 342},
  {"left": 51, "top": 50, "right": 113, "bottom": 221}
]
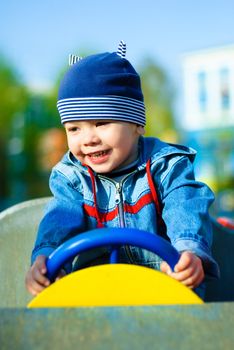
[
  {"left": 67, "top": 126, "right": 79, "bottom": 132},
  {"left": 96, "top": 121, "right": 109, "bottom": 127}
]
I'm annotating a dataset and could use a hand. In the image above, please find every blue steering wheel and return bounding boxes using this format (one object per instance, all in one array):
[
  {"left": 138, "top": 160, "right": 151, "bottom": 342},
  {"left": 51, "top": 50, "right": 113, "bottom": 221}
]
[{"left": 46, "top": 228, "right": 180, "bottom": 282}]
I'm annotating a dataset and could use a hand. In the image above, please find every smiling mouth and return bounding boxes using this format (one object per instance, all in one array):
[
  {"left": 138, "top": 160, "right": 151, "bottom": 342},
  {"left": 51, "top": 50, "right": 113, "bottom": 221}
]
[{"left": 87, "top": 150, "right": 110, "bottom": 158}]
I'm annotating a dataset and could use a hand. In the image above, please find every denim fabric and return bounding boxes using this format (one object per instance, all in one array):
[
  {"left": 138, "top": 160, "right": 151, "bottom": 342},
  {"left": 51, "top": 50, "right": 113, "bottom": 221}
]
[{"left": 32, "top": 136, "right": 219, "bottom": 282}]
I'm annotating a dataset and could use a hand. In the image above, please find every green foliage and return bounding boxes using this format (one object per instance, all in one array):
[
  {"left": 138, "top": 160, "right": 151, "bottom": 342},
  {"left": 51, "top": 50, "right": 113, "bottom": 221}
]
[
  {"left": 138, "top": 57, "right": 176, "bottom": 139},
  {"left": 0, "top": 55, "right": 28, "bottom": 139}
]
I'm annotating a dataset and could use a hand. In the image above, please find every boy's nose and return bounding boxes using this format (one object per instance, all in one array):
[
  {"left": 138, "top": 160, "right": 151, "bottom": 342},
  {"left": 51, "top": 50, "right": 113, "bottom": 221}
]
[{"left": 82, "top": 128, "right": 101, "bottom": 146}]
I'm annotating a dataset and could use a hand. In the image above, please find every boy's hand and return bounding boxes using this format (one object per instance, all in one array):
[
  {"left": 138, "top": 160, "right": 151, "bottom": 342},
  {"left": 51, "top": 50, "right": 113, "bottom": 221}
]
[
  {"left": 25, "top": 255, "right": 50, "bottom": 296},
  {"left": 160, "top": 251, "right": 204, "bottom": 289},
  {"left": 25, "top": 255, "right": 66, "bottom": 296}
]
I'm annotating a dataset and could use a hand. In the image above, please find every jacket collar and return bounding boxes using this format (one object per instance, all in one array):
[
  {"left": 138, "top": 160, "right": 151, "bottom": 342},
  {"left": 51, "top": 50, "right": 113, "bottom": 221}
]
[{"left": 138, "top": 136, "right": 196, "bottom": 169}]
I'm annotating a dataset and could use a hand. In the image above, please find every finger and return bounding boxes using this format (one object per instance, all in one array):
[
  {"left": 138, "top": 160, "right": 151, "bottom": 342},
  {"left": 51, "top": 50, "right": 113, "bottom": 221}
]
[
  {"left": 173, "top": 264, "right": 204, "bottom": 288},
  {"left": 25, "top": 272, "right": 48, "bottom": 296},
  {"left": 188, "top": 264, "right": 205, "bottom": 288},
  {"left": 31, "top": 256, "right": 50, "bottom": 286},
  {"left": 35, "top": 255, "right": 47, "bottom": 274},
  {"left": 170, "top": 266, "right": 196, "bottom": 283},
  {"left": 180, "top": 268, "right": 204, "bottom": 289},
  {"left": 160, "top": 261, "right": 172, "bottom": 275},
  {"left": 32, "top": 268, "right": 50, "bottom": 287},
  {"left": 174, "top": 252, "right": 194, "bottom": 272},
  {"left": 27, "top": 280, "right": 47, "bottom": 296}
]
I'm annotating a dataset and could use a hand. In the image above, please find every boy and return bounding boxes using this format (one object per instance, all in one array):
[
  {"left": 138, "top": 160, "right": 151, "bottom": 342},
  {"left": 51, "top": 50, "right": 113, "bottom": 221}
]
[{"left": 25, "top": 42, "right": 219, "bottom": 297}]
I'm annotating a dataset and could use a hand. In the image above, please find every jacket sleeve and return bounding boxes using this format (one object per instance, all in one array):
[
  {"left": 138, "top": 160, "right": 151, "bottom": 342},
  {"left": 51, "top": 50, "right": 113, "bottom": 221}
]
[
  {"left": 31, "top": 168, "right": 86, "bottom": 267},
  {"left": 156, "top": 155, "right": 220, "bottom": 279}
]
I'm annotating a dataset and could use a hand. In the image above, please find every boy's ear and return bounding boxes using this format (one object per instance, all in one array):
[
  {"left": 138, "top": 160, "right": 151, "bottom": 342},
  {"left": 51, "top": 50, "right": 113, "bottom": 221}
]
[{"left": 136, "top": 125, "right": 145, "bottom": 135}]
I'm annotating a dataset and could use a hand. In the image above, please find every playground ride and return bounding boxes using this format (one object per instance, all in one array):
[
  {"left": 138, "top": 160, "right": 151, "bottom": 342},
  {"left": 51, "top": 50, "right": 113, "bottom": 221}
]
[
  {"left": 0, "top": 198, "right": 234, "bottom": 349},
  {"left": 28, "top": 227, "right": 203, "bottom": 308}
]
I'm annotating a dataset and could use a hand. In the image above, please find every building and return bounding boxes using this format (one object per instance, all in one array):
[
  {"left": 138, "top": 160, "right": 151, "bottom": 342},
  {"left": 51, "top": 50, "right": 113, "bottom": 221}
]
[
  {"left": 181, "top": 44, "right": 234, "bottom": 218},
  {"left": 182, "top": 44, "right": 234, "bottom": 131}
]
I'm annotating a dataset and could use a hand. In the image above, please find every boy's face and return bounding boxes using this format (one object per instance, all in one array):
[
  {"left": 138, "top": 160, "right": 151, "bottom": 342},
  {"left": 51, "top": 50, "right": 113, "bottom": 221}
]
[{"left": 64, "top": 120, "right": 145, "bottom": 173}]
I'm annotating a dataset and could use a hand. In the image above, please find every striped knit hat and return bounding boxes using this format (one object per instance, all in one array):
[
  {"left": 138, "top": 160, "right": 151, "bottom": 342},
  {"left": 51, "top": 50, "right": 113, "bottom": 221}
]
[{"left": 57, "top": 41, "right": 146, "bottom": 126}]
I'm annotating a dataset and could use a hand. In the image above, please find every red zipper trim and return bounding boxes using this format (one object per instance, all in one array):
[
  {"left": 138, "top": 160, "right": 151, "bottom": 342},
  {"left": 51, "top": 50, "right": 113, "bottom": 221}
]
[{"left": 84, "top": 192, "right": 155, "bottom": 223}]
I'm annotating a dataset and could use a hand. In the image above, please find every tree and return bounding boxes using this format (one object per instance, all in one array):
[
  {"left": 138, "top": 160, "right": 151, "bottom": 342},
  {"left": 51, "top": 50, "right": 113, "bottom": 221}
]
[
  {"left": 138, "top": 57, "right": 178, "bottom": 142},
  {"left": 0, "top": 55, "right": 28, "bottom": 139},
  {"left": 0, "top": 55, "right": 29, "bottom": 206}
]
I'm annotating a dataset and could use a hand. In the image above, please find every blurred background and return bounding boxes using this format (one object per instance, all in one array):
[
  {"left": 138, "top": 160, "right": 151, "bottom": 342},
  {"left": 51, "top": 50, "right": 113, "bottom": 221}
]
[{"left": 0, "top": 0, "right": 233, "bottom": 220}]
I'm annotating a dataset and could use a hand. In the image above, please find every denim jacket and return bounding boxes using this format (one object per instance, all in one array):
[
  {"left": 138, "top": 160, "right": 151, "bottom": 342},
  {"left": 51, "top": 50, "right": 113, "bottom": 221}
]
[{"left": 32, "top": 136, "right": 219, "bottom": 280}]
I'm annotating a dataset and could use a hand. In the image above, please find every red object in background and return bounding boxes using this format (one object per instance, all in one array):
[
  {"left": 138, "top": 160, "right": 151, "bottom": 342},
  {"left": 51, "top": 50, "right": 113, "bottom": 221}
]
[{"left": 217, "top": 217, "right": 234, "bottom": 230}]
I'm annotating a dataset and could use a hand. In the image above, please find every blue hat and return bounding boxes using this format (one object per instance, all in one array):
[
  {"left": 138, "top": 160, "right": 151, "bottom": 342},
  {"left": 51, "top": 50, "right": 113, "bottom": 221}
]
[{"left": 57, "top": 41, "right": 146, "bottom": 126}]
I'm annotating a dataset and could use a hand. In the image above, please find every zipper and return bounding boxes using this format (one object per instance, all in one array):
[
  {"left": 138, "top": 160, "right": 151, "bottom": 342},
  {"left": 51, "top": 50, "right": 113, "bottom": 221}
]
[
  {"left": 98, "top": 172, "right": 136, "bottom": 263},
  {"left": 98, "top": 171, "right": 136, "bottom": 228},
  {"left": 115, "top": 182, "right": 125, "bottom": 228},
  {"left": 115, "top": 180, "right": 135, "bottom": 263}
]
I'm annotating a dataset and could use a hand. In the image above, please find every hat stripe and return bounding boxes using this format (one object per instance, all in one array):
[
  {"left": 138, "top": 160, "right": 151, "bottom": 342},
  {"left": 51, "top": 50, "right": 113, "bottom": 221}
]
[
  {"left": 117, "top": 40, "right": 126, "bottom": 58},
  {"left": 59, "top": 106, "right": 144, "bottom": 118},
  {"left": 61, "top": 114, "right": 145, "bottom": 125},
  {"left": 57, "top": 98, "right": 145, "bottom": 113},
  {"left": 60, "top": 110, "right": 145, "bottom": 120},
  {"left": 57, "top": 96, "right": 145, "bottom": 125},
  {"left": 69, "top": 54, "right": 82, "bottom": 66},
  {"left": 57, "top": 96, "right": 144, "bottom": 108},
  {"left": 59, "top": 111, "right": 145, "bottom": 125}
]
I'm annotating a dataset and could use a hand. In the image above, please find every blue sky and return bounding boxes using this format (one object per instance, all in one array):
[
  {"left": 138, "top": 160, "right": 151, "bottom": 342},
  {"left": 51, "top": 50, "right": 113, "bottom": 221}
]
[{"left": 1, "top": 0, "right": 234, "bottom": 116}]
